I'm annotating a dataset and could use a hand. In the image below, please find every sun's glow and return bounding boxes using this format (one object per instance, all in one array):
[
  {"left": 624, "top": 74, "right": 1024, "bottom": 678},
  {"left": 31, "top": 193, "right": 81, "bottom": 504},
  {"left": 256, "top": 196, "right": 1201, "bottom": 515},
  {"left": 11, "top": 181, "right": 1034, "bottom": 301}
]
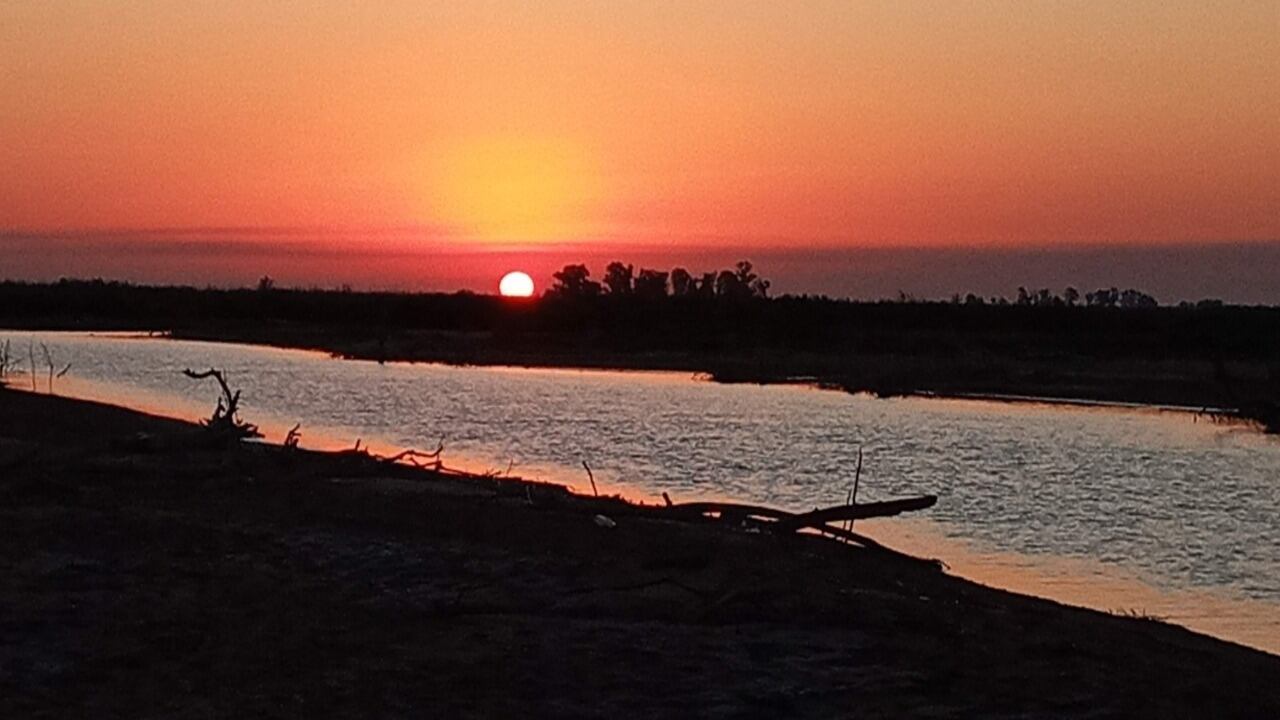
[
  {"left": 498, "top": 270, "right": 535, "bottom": 297},
  {"left": 428, "top": 136, "right": 598, "bottom": 242}
]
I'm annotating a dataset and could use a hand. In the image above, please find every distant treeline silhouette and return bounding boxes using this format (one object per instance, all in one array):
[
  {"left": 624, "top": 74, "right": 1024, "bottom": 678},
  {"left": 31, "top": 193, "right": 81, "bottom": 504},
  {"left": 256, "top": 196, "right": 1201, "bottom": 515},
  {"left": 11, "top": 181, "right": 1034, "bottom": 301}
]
[
  {"left": 4, "top": 272, "right": 1278, "bottom": 420},
  {"left": 1, "top": 272, "right": 1274, "bottom": 363},
  {"left": 546, "top": 261, "right": 770, "bottom": 300},
  {"left": 535, "top": 262, "right": 1238, "bottom": 313},
  {"left": 539, "top": 262, "right": 1176, "bottom": 309}
]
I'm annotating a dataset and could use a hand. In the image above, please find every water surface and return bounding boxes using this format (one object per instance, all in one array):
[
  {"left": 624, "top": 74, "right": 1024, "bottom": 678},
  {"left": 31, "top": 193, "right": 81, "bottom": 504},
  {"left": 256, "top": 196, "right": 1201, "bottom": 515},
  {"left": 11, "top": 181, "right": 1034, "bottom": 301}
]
[{"left": 6, "top": 331, "right": 1278, "bottom": 653}]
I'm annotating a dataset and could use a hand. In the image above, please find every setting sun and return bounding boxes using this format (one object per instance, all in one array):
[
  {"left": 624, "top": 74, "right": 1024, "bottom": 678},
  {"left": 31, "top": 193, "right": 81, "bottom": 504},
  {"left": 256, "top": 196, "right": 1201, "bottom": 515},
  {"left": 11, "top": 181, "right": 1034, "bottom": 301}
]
[{"left": 498, "top": 271, "right": 535, "bottom": 297}]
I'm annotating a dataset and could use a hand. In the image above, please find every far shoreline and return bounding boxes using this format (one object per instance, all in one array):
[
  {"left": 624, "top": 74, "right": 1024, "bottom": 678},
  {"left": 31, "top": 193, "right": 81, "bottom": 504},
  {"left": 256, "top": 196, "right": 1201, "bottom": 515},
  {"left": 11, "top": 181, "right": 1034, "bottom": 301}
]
[
  {"left": 164, "top": 326, "right": 1275, "bottom": 432},
  {"left": 2, "top": 325, "right": 1267, "bottom": 433}
]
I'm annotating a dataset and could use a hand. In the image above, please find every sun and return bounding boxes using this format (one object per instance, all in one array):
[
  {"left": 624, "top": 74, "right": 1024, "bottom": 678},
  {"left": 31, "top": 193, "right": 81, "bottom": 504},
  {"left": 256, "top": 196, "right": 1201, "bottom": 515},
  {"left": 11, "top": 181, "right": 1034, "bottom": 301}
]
[{"left": 499, "top": 271, "right": 535, "bottom": 298}]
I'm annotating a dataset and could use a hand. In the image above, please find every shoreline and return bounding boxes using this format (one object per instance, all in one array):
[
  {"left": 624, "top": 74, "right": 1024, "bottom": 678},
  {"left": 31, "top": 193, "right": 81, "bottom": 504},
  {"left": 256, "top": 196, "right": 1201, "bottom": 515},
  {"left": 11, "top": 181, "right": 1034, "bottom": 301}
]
[
  {"left": 164, "top": 325, "right": 1280, "bottom": 431},
  {"left": 3, "top": 386, "right": 1279, "bottom": 717},
  {"left": 9, "top": 367, "right": 1280, "bottom": 656},
  {"left": 4, "top": 292, "right": 1278, "bottom": 432},
  {"left": 11, "top": 327, "right": 1261, "bottom": 435}
]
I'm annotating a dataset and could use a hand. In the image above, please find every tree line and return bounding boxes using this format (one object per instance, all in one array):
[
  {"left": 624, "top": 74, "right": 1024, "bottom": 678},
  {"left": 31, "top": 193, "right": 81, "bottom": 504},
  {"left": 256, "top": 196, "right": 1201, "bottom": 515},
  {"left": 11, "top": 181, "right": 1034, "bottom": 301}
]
[
  {"left": 946, "top": 286, "right": 1160, "bottom": 308},
  {"left": 546, "top": 260, "right": 770, "bottom": 300},
  {"left": 542, "top": 262, "right": 1194, "bottom": 310}
]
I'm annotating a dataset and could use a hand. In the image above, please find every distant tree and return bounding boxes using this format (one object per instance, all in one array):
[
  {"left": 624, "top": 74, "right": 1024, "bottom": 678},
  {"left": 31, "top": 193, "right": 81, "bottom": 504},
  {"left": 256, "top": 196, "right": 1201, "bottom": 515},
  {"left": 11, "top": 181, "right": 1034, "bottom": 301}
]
[
  {"left": 633, "top": 268, "right": 669, "bottom": 299},
  {"left": 708, "top": 260, "right": 768, "bottom": 300},
  {"left": 1064, "top": 287, "right": 1080, "bottom": 307},
  {"left": 964, "top": 293, "right": 985, "bottom": 306},
  {"left": 603, "top": 262, "right": 634, "bottom": 295},
  {"left": 1086, "top": 287, "right": 1119, "bottom": 307},
  {"left": 1119, "top": 288, "right": 1158, "bottom": 308},
  {"left": 670, "top": 267, "right": 695, "bottom": 297},
  {"left": 714, "top": 270, "right": 740, "bottom": 298},
  {"left": 548, "top": 264, "right": 601, "bottom": 297},
  {"left": 750, "top": 276, "right": 771, "bottom": 299},
  {"left": 257, "top": 275, "right": 276, "bottom": 292},
  {"left": 697, "top": 272, "right": 717, "bottom": 298},
  {"left": 1016, "top": 287, "right": 1031, "bottom": 306}
]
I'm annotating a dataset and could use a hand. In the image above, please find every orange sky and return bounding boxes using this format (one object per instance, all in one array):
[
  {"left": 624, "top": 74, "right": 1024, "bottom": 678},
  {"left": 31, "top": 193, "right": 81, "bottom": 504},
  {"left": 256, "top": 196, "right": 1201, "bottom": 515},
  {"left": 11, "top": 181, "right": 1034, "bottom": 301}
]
[{"left": 2, "top": 1, "right": 1278, "bottom": 253}]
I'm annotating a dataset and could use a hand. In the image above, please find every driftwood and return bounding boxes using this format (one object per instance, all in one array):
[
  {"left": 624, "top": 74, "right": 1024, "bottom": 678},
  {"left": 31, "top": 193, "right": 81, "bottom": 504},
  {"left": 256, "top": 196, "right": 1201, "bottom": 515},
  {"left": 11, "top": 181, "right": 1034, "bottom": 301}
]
[
  {"left": 668, "top": 496, "right": 935, "bottom": 526},
  {"left": 182, "top": 368, "right": 261, "bottom": 439},
  {"left": 381, "top": 443, "right": 445, "bottom": 469},
  {"left": 664, "top": 495, "right": 938, "bottom": 562},
  {"left": 338, "top": 437, "right": 446, "bottom": 471},
  {"left": 772, "top": 496, "right": 937, "bottom": 533},
  {"left": 283, "top": 423, "right": 302, "bottom": 450}
]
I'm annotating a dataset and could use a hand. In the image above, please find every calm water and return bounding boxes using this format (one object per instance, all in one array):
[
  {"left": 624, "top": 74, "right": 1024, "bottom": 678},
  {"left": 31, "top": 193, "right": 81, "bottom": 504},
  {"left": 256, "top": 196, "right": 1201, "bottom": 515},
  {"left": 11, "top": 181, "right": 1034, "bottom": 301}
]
[{"left": 6, "top": 331, "right": 1279, "bottom": 652}]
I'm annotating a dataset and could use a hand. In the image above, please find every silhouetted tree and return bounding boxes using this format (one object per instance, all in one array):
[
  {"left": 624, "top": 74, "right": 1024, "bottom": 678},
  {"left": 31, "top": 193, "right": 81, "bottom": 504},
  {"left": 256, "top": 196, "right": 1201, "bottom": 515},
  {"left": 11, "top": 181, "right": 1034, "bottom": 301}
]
[
  {"left": 714, "top": 270, "right": 741, "bottom": 298},
  {"left": 603, "top": 262, "right": 634, "bottom": 295},
  {"left": 548, "top": 264, "right": 601, "bottom": 297},
  {"left": 697, "top": 272, "right": 717, "bottom": 298},
  {"left": 1119, "top": 288, "right": 1158, "bottom": 308},
  {"left": 634, "top": 269, "right": 669, "bottom": 299},
  {"left": 734, "top": 260, "right": 770, "bottom": 298},
  {"left": 257, "top": 275, "right": 276, "bottom": 292},
  {"left": 707, "top": 261, "right": 769, "bottom": 300},
  {"left": 1086, "top": 288, "right": 1119, "bottom": 307},
  {"left": 751, "top": 277, "right": 771, "bottom": 298},
  {"left": 1064, "top": 287, "right": 1080, "bottom": 307},
  {"left": 670, "top": 267, "right": 695, "bottom": 297}
]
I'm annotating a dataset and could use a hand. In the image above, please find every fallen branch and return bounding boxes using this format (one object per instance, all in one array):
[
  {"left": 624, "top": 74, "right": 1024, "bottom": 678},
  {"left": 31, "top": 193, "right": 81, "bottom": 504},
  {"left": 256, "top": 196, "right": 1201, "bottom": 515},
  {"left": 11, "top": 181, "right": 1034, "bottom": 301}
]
[
  {"left": 771, "top": 496, "right": 937, "bottom": 533},
  {"left": 663, "top": 495, "right": 938, "bottom": 563},
  {"left": 667, "top": 496, "right": 935, "bottom": 527},
  {"left": 182, "top": 367, "right": 261, "bottom": 439},
  {"left": 379, "top": 440, "right": 445, "bottom": 470}
]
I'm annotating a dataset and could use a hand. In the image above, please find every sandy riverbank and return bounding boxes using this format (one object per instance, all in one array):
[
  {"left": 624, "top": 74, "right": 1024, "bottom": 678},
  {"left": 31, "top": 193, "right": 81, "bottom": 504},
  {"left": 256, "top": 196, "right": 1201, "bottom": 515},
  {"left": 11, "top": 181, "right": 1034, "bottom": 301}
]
[{"left": 2, "top": 387, "right": 1278, "bottom": 718}]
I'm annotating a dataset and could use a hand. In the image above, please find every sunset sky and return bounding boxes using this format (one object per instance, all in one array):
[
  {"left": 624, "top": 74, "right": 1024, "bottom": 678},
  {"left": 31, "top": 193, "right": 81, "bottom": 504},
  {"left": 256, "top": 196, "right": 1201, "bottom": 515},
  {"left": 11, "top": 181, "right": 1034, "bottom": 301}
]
[{"left": 2, "top": 1, "right": 1277, "bottom": 300}]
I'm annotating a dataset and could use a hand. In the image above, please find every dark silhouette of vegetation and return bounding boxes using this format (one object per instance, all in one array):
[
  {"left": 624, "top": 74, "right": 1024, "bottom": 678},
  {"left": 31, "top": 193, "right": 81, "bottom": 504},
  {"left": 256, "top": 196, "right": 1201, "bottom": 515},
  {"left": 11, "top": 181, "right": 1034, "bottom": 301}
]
[
  {"left": 547, "top": 264, "right": 601, "bottom": 298},
  {"left": 634, "top": 269, "right": 669, "bottom": 299},
  {"left": 182, "top": 367, "right": 261, "bottom": 440},
  {"left": 2, "top": 272, "right": 1277, "bottom": 429},
  {"left": 670, "top": 267, "right": 695, "bottom": 297},
  {"left": 602, "top": 262, "right": 634, "bottom": 295},
  {"left": 550, "top": 260, "right": 769, "bottom": 301},
  {"left": 0, "top": 339, "right": 11, "bottom": 385}
]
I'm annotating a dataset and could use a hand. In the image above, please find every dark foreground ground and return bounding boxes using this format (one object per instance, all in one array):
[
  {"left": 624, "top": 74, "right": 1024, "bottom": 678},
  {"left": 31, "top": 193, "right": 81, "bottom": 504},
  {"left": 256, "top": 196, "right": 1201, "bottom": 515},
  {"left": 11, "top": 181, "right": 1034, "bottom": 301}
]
[{"left": 3, "top": 389, "right": 1279, "bottom": 719}]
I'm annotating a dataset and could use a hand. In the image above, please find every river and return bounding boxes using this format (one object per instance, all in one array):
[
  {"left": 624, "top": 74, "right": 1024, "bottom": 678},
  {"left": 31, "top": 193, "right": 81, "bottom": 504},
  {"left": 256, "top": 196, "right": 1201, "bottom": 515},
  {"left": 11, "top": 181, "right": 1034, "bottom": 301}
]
[{"left": 5, "top": 330, "right": 1278, "bottom": 653}]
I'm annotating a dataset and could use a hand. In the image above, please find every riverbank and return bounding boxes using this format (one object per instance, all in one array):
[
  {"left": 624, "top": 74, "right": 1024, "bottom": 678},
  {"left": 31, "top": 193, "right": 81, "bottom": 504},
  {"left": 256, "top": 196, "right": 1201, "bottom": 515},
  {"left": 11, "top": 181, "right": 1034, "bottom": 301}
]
[
  {"left": 4, "top": 280, "right": 1277, "bottom": 431},
  {"left": 2, "top": 387, "right": 1278, "bottom": 718}
]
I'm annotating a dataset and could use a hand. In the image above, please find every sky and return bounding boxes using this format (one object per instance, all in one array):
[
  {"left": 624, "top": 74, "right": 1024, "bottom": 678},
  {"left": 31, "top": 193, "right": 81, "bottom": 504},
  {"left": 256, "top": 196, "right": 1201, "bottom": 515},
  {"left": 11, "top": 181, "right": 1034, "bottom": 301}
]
[{"left": 2, "top": 1, "right": 1278, "bottom": 300}]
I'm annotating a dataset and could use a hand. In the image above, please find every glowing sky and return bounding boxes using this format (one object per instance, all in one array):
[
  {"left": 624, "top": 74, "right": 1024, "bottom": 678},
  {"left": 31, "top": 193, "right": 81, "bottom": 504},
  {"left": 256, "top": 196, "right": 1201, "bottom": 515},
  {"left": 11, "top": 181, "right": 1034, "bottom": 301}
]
[{"left": 2, "top": 2, "right": 1278, "bottom": 292}]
